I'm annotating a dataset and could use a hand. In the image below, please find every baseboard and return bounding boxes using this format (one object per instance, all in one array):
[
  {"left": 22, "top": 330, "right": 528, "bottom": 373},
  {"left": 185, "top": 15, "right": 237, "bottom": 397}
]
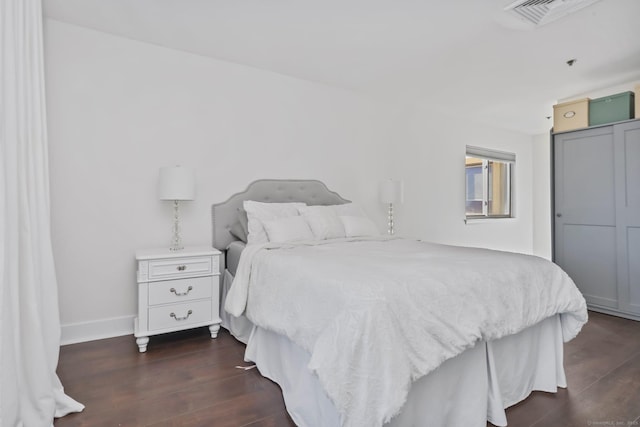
[
  {"left": 587, "top": 306, "right": 640, "bottom": 322},
  {"left": 61, "top": 315, "right": 135, "bottom": 345}
]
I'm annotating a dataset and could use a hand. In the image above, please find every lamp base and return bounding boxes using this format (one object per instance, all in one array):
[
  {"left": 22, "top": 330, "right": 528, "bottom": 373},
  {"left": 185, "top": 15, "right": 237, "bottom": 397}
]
[
  {"left": 387, "top": 203, "right": 395, "bottom": 235},
  {"left": 169, "top": 200, "right": 184, "bottom": 251}
]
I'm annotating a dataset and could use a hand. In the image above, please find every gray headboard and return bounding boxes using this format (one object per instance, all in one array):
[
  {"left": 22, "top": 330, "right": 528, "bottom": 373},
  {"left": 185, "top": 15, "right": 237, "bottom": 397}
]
[{"left": 211, "top": 179, "right": 350, "bottom": 250}]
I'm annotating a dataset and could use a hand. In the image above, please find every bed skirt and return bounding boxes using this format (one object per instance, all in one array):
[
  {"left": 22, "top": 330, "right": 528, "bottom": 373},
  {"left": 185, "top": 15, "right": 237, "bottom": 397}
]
[{"left": 220, "top": 270, "right": 253, "bottom": 344}]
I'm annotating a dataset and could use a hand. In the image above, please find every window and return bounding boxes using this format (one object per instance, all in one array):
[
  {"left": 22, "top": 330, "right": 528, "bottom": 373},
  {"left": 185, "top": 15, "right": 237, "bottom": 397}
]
[{"left": 465, "top": 146, "right": 514, "bottom": 219}]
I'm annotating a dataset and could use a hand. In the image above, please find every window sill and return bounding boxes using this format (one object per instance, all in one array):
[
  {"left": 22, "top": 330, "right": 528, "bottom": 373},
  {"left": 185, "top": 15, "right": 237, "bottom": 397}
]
[{"left": 464, "top": 217, "right": 515, "bottom": 225}]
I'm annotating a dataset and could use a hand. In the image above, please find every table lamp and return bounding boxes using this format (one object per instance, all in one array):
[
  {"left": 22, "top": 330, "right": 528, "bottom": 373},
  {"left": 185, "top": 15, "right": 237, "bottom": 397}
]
[
  {"left": 379, "top": 179, "right": 403, "bottom": 235},
  {"left": 158, "top": 166, "right": 195, "bottom": 251}
]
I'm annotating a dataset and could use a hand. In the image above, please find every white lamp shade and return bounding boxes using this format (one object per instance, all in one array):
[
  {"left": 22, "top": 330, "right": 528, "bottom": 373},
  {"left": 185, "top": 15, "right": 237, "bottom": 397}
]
[
  {"left": 379, "top": 179, "right": 403, "bottom": 204},
  {"left": 158, "top": 166, "right": 195, "bottom": 200}
]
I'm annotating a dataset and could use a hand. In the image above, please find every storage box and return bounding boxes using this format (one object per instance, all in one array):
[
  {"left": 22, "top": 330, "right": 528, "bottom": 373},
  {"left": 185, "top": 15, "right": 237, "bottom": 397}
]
[
  {"left": 635, "top": 85, "right": 640, "bottom": 119},
  {"left": 589, "top": 91, "right": 635, "bottom": 126},
  {"left": 553, "top": 98, "right": 589, "bottom": 132}
]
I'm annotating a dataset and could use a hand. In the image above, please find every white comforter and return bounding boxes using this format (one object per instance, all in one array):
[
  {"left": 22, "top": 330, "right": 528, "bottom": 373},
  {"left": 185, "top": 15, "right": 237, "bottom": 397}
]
[{"left": 225, "top": 238, "right": 588, "bottom": 427}]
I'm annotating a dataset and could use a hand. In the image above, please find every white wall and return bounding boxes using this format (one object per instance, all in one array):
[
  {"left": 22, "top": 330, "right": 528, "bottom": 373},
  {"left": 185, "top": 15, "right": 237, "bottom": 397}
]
[
  {"left": 390, "top": 103, "right": 535, "bottom": 254},
  {"left": 44, "top": 19, "right": 403, "bottom": 343},
  {"left": 532, "top": 133, "right": 552, "bottom": 259},
  {"left": 44, "top": 19, "right": 538, "bottom": 344}
]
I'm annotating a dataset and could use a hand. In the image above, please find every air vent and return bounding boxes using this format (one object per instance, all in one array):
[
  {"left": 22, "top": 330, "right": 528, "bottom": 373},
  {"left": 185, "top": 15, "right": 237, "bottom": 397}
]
[{"left": 504, "top": 0, "right": 601, "bottom": 27}]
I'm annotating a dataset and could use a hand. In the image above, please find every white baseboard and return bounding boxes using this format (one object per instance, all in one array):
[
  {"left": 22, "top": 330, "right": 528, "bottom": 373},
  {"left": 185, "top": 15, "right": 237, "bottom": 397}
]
[{"left": 61, "top": 315, "right": 135, "bottom": 345}]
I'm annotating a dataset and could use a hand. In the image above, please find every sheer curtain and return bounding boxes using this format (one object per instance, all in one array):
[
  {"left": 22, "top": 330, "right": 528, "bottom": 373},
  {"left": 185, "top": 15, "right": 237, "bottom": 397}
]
[{"left": 0, "top": 0, "right": 84, "bottom": 425}]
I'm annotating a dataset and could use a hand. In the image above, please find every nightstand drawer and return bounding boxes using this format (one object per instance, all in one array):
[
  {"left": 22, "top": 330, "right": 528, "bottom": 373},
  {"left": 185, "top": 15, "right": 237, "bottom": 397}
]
[
  {"left": 148, "top": 277, "right": 212, "bottom": 306},
  {"left": 147, "top": 256, "right": 213, "bottom": 281},
  {"left": 148, "top": 300, "right": 212, "bottom": 331}
]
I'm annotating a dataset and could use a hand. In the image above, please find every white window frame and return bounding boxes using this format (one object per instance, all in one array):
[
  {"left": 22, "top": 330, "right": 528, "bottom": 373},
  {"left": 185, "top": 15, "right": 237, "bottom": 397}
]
[{"left": 465, "top": 146, "right": 515, "bottom": 220}]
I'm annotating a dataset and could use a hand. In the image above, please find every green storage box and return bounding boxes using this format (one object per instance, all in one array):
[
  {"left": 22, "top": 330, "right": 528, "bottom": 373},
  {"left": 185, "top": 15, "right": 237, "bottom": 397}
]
[{"left": 589, "top": 91, "right": 635, "bottom": 126}]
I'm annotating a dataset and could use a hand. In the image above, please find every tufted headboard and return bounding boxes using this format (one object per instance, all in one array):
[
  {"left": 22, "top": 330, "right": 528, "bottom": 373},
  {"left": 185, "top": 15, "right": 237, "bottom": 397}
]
[{"left": 211, "top": 179, "right": 350, "bottom": 250}]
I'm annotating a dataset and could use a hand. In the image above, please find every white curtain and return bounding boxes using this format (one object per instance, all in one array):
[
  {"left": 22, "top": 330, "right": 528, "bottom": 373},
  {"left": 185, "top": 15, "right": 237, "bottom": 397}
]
[{"left": 0, "top": 0, "right": 84, "bottom": 425}]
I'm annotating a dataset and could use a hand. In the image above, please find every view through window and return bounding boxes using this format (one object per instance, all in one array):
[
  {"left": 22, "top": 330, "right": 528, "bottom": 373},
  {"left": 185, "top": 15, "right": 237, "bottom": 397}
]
[{"left": 465, "top": 146, "right": 514, "bottom": 219}]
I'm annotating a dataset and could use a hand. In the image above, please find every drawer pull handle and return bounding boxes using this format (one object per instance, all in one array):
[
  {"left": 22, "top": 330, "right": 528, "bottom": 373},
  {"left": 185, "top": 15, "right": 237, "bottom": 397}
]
[
  {"left": 170, "top": 286, "right": 193, "bottom": 296},
  {"left": 170, "top": 310, "right": 193, "bottom": 321},
  {"left": 176, "top": 265, "right": 187, "bottom": 271}
]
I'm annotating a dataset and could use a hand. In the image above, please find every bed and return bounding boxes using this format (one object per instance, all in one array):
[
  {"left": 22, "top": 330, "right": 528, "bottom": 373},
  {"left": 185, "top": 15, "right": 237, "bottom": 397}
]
[{"left": 211, "top": 179, "right": 588, "bottom": 427}]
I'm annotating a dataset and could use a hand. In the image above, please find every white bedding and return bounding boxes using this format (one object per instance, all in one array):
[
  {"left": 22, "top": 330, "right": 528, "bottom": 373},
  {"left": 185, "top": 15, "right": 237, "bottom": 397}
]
[{"left": 226, "top": 237, "right": 588, "bottom": 427}]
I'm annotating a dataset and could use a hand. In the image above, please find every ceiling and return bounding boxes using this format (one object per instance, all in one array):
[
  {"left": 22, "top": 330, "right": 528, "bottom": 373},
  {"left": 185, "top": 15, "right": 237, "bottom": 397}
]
[{"left": 43, "top": 0, "right": 640, "bottom": 135}]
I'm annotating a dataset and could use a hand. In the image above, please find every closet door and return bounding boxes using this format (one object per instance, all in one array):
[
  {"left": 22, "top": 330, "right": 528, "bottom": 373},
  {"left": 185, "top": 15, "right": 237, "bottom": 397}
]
[
  {"left": 554, "top": 126, "right": 618, "bottom": 309},
  {"left": 614, "top": 120, "right": 640, "bottom": 315}
]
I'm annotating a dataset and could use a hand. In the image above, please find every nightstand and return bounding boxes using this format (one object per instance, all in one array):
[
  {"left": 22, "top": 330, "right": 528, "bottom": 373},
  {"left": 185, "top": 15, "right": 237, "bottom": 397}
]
[{"left": 134, "top": 246, "right": 221, "bottom": 352}]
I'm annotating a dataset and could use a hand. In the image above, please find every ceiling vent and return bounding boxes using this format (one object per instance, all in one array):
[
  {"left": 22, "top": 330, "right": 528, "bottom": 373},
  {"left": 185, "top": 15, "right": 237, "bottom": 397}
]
[{"left": 504, "top": 0, "right": 602, "bottom": 27}]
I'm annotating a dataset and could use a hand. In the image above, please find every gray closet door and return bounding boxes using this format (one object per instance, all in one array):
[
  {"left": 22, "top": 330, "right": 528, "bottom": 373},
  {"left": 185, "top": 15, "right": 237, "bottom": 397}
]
[
  {"left": 554, "top": 126, "right": 618, "bottom": 309},
  {"left": 614, "top": 121, "right": 640, "bottom": 315}
]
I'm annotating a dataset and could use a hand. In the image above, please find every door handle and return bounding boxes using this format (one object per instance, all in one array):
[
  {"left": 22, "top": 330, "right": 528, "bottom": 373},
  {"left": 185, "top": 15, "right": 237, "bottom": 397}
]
[{"left": 556, "top": 213, "right": 562, "bottom": 217}]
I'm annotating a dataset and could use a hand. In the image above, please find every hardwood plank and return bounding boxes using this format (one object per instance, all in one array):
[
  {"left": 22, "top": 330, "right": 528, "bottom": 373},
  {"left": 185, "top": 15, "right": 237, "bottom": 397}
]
[
  {"left": 56, "top": 312, "right": 640, "bottom": 427},
  {"left": 498, "top": 389, "right": 570, "bottom": 427},
  {"left": 241, "top": 410, "right": 297, "bottom": 427},
  {"left": 58, "top": 364, "right": 267, "bottom": 426},
  {"left": 58, "top": 346, "right": 249, "bottom": 418},
  {"left": 149, "top": 384, "right": 294, "bottom": 427},
  {"left": 562, "top": 311, "right": 640, "bottom": 392},
  {"left": 493, "top": 312, "right": 640, "bottom": 427},
  {"left": 58, "top": 328, "right": 242, "bottom": 383},
  {"left": 531, "top": 352, "right": 640, "bottom": 427}
]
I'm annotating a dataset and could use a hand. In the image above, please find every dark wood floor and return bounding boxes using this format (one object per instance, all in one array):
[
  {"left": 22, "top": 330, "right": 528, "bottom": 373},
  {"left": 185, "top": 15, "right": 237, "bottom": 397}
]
[{"left": 55, "top": 311, "right": 640, "bottom": 427}]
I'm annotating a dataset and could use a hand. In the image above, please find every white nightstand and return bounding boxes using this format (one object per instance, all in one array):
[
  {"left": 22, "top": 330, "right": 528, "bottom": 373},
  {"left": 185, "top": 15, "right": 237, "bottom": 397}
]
[{"left": 134, "top": 246, "right": 222, "bottom": 352}]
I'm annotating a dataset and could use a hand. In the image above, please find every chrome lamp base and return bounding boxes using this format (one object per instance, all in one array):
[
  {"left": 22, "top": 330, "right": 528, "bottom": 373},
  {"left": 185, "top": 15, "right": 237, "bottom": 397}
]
[
  {"left": 387, "top": 202, "right": 395, "bottom": 235},
  {"left": 170, "top": 200, "right": 184, "bottom": 251}
]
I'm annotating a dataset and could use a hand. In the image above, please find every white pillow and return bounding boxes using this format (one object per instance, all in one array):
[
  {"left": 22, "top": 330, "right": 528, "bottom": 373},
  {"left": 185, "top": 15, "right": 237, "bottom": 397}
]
[
  {"left": 298, "top": 205, "right": 346, "bottom": 240},
  {"left": 332, "top": 202, "right": 367, "bottom": 217},
  {"left": 263, "top": 216, "right": 314, "bottom": 243},
  {"left": 243, "top": 201, "right": 307, "bottom": 244},
  {"left": 340, "top": 215, "right": 380, "bottom": 237}
]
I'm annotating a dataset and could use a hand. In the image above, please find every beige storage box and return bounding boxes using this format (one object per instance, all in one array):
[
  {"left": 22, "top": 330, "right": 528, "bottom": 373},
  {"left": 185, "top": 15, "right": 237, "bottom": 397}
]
[
  {"left": 553, "top": 98, "right": 589, "bottom": 132},
  {"left": 636, "top": 84, "right": 640, "bottom": 119}
]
